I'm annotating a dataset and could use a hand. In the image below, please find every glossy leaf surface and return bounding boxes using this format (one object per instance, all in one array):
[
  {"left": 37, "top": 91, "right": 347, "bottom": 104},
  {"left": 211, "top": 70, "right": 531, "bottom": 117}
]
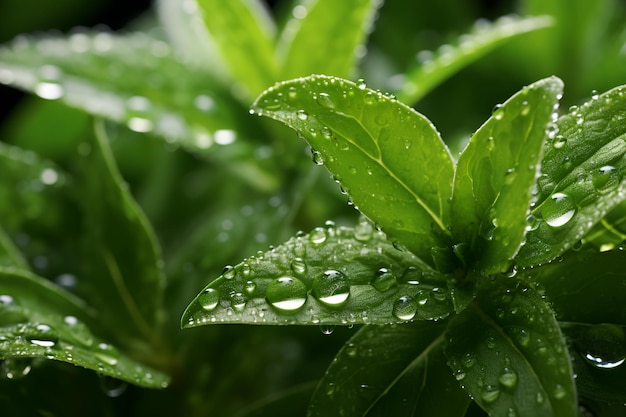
[
  {"left": 518, "top": 84, "right": 626, "bottom": 266},
  {"left": 446, "top": 279, "right": 576, "bottom": 417},
  {"left": 0, "top": 31, "right": 247, "bottom": 156},
  {"left": 252, "top": 75, "right": 455, "bottom": 265},
  {"left": 278, "top": 0, "right": 380, "bottom": 79},
  {"left": 0, "top": 268, "right": 168, "bottom": 388},
  {"left": 197, "top": 0, "right": 277, "bottom": 99},
  {"left": 309, "top": 322, "right": 469, "bottom": 417},
  {"left": 79, "top": 123, "right": 165, "bottom": 346},
  {"left": 395, "top": 16, "right": 553, "bottom": 104},
  {"left": 183, "top": 221, "right": 454, "bottom": 327},
  {"left": 451, "top": 77, "right": 563, "bottom": 273}
]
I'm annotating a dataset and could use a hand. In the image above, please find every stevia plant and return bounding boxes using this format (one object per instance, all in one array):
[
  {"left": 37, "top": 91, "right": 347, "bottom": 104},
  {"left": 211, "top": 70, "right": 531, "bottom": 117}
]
[{"left": 183, "top": 75, "right": 626, "bottom": 416}]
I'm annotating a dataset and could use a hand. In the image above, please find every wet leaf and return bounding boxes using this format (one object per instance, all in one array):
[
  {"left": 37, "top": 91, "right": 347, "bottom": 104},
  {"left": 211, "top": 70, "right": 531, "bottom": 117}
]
[
  {"left": 0, "top": 227, "right": 27, "bottom": 269},
  {"left": 446, "top": 279, "right": 577, "bottom": 417},
  {"left": 451, "top": 77, "right": 563, "bottom": 274},
  {"left": 278, "top": 0, "right": 381, "bottom": 79},
  {"left": 252, "top": 75, "right": 455, "bottom": 266},
  {"left": 394, "top": 16, "right": 553, "bottom": 104},
  {"left": 0, "top": 268, "right": 168, "bottom": 388},
  {"left": 308, "top": 322, "right": 469, "bottom": 417},
  {"left": 534, "top": 249, "right": 626, "bottom": 325},
  {"left": 518, "top": 84, "right": 626, "bottom": 267},
  {"left": 79, "top": 122, "right": 165, "bottom": 347},
  {"left": 0, "top": 30, "right": 248, "bottom": 157},
  {"left": 182, "top": 221, "right": 454, "bottom": 327},
  {"left": 197, "top": 0, "right": 277, "bottom": 99},
  {"left": 582, "top": 200, "right": 626, "bottom": 251}
]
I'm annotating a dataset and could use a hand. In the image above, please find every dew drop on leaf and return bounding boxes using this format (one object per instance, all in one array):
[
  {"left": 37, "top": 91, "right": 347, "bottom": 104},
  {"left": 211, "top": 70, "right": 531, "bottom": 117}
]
[
  {"left": 222, "top": 265, "right": 236, "bottom": 279},
  {"left": 542, "top": 192, "right": 576, "bottom": 227},
  {"left": 297, "top": 110, "right": 308, "bottom": 120},
  {"left": 266, "top": 276, "right": 307, "bottom": 312},
  {"left": 290, "top": 258, "right": 307, "bottom": 276},
  {"left": 230, "top": 292, "right": 247, "bottom": 311},
  {"left": 481, "top": 385, "right": 500, "bottom": 403},
  {"left": 392, "top": 296, "right": 418, "bottom": 321},
  {"left": 400, "top": 266, "right": 422, "bottom": 285},
  {"left": 592, "top": 165, "right": 621, "bottom": 194},
  {"left": 99, "top": 376, "right": 128, "bottom": 398},
  {"left": 320, "top": 324, "right": 335, "bottom": 335},
  {"left": 312, "top": 149, "right": 325, "bottom": 165},
  {"left": 371, "top": 268, "right": 396, "bottom": 292},
  {"left": 198, "top": 288, "right": 220, "bottom": 311},
  {"left": 354, "top": 219, "right": 374, "bottom": 241},
  {"left": 312, "top": 270, "right": 350, "bottom": 307},
  {"left": 95, "top": 343, "right": 119, "bottom": 366},
  {"left": 578, "top": 324, "right": 626, "bottom": 369},
  {"left": 316, "top": 93, "right": 335, "bottom": 109},
  {"left": 552, "top": 384, "right": 567, "bottom": 400},
  {"left": 27, "top": 324, "right": 58, "bottom": 348},
  {"left": 498, "top": 367, "right": 518, "bottom": 389},
  {"left": 309, "top": 227, "right": 328, "bottom": 245}
]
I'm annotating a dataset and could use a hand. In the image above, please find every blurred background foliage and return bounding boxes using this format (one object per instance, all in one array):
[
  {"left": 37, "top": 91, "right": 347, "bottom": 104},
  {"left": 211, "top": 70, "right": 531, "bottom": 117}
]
[{"left": 0, "top": 0, "right": 625, "bottom": 416}]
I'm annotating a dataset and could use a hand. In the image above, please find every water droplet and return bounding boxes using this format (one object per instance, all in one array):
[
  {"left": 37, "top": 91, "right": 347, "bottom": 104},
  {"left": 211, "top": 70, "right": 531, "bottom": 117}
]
[
  {"left": 392, "top": 296, "right": 418, "bottom": 321},
  {"left": 536, "top": 391, "right": 545, "bottom": 404},
  {"left": 309, "top": 227, "right": 327, "bottom": 245},
  {"left": 579, "top": 324, "right": 626, "bottom": 369},
  {"left": 222, "top": 266, "right": 236, "bottom": 279},
  {"left": 27, "top": 324, "right": 58, "bottom": 348},
  {"left": 0, "top": 295, "right": 15, "bottom": 306},
  {"left": 297, "top": 110, "right": 308, "bottom": 120},
  {"left": 95, "top": 343, "right": 119, "bottom": 366},
  {"left": 198, "top": 288, "right": 220, "bottom": 311},
  {"left": 320, "top": 324, "right": 335, "bottom": 335},
  {"left": 214, "top": 129, "right": 236, "bottom": 145},
  {"left": 431, "top": 287, "right": 447, "bottom": 301},
  {"left": 1, "top": 358, "right": 32, "bottom": 380},
  {"left": 371, "top": 268, "right": 396, "bottom": 292},
  {"left": 312, "top": 150, "right": 324, "bottom": 165},
  {"left": 100, "top": 376, "right": 128, "bottom": 398},
  {"left": 266, "top": 276, "right": 307, "bottom": 312},
  {"left": 363, "top": 92, "right": 376, "bottom": 105},
  {"left": 244, "top": 281, "right": 256, "bottom": 295},
  {"left": 553, "top": 135, "right": 567, "bottom": 149},
  {"left": 290, "top": 258, "right": 307, "bottom": 276},
  {"left": 312, "top": 270, "right": 350, "bottom": 307},
  {"left": 40, "top": 168, "right": 59, "bottom": 185},
  {"left": 552, "top": 384, "right": 567, "bottom": 400},
  {"left": 230, "top": 292, "right": 246, "bottom": 311},
  {"left": 593, "top": 165, "right": 621, "bottom": 194},
  {"left": 400, "top": 267, "right": 422, "bottom": 285},
  {"left": 35, "top": 82, "right": 64, "bottom": 100},
  {"left": 481, "top": 385, "right": 500, "bottom": 403},
  {"left": 492, "top": 104, "right": 504, "bottom": 120},
  {"left": 499, "top": 367, "right": 518, "bottom": 389},
  {"left": 354, "top": 219, "right": 374, "bottom": 241},
  {"left": 462, "top": 353, "right": 476, "bottom": 368},
  {"left": 542, "top": 193, "right": 576, "bottom": 227},
  {"left": 317, "top": 93, "right": 335, "bottom": 109},
  {"left": 356, "top": 79, "right": 367, "bottom": 89}
]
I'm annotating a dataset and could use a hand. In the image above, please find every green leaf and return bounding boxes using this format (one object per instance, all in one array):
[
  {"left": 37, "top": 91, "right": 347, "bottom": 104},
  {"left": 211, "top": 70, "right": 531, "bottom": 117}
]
[
  {"left": 238, "top": 382, "right": 317, "bottom": 417},
  {"left": 534, "top": 249, "right": 626, "bottom": 325},
  {"left": 562, "top": 323, "right": 626, "bottom": 404},
  {"left": 445, "top": 279, "right": 577, "bottom": 417},
  {"left": 451, "top": 77, "right": 563, "bottom": 274},
  {"left": 0, "top": 31, "right": 248, "bottom": 156},
  {"left": 308, "top": 322, "right": 469, "bottom": 417},
  {"left": 580, "top": 200, "right": 626, "bottom": 251},
  {"left": 0, "top": 268, "right": 168, "bottom": 388},
  {"left": 79, "top": 122, "right": 165, "bottom": 346},
  {"left": 517, "top": 84, "right": 626, "bottom": 267},
  {"left": 0, "top": 227, "right": 27, "bottom": 269},
  {"left": 394, "top": 16, "right": 553, "bottom": 104},
  {"left": 277, "top": 0, "right": 380, "bottom": 79},
  {"left": 182, "top": 221, "right": 454, "bottom": 327},
  {"left": 252, "top": 75, "right": 455, "bottom": 265},
  {"left": 197, "top": 0, "right": 277, "bottom": 100}
]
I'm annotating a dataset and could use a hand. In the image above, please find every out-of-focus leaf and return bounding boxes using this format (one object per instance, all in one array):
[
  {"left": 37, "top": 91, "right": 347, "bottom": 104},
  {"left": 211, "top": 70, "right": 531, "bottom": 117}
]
[
  {"left": 446, "top": 279, "right": 577, "bottom": 417},
  {"left": 79, "top": 122, "right": 165, "bottom": 346},
  {"left": 518, "top": 84, "right": 626, "bottom": 267},
  {"left": 0, "top": 30, "right": 250, "bottom": 157},
  {"left": 562, "top": 324, "right": 626, "bottom": 403},
  {"left": 582, "top": 200, "right": 626, "bottom": 251},
  {"left": 183, "top": 221, "right": 454, "bottom": 327},
  {"left": 277, "top": 0, "right": 381, "bottom": 79},
  {"left": 451, "top": 77, "right": 562, "bottom": 274},
  {"left": 237, "top": 382, "right": 317, "bottom": 417},
  {"left": 533, "top": 249, "right": 626, "bottom": 325},
  {"left": 0, "top": 227, "right": 27, "bottom": 269},
  {"left": 0, "top": 268, "right": 169, "bottom": 388},
  {"left": 394, "top": 15, "right": 553, "bottom": 104},
  {"left": 308, "top": 322, "right": 469, "bottom": 417},
  {"left": 252, "top": 75, "right": 455, "bottom": 266},
  {"left": 196, "top": 0, "right": 277, "bottom": 100}
]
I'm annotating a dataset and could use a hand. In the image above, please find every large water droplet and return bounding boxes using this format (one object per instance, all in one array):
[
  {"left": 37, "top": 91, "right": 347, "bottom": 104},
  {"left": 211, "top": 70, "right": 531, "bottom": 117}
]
[
  {"left": 592, "top": 165, "right": 621, "bottom": 194},
  {"left": 392, "top": 296, "right": 418, "bottom": 320},
  {"left": 481, "top": 385, "right": 501, "bottom": 403},
  {"left": 542, "top": 193, "right": 576, "bottom": 227},
  {"left": 312, "top": 270, "right": 350, "bottom": 307},
  {"left": 354, "top": 218, "right": 373, "bottom": 241},
  {"left": 499, "top": 367, "right": 518, "bottom": 389},
  {"left": 230, "top": 292, "right": 247, "bottom": 311},
  {"left": 578, "top": 324, "right": 626, "bottom": 369},
  {"left": 309, "top": 227, "right": 327, "bottom": 245},
  {"left": 27, "top": 324, "right": 58, "bottom": 348},
  {"left": 266, "top": 276, "right": 307, "bottom": 312},
  {"left": 198, "top": 288, "right": 220, "bottom": 311},
  {"left": 371, "top": 268, "right": 396, "bottom": 292}
]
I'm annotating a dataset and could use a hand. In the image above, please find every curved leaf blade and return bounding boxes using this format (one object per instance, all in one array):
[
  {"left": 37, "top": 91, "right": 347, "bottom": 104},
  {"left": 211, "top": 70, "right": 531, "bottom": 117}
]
[
  {"left": 534, "top": 249, "right": 626, "bottom": 325},
  {"left": 307, "top": 322, "right": 468, "bottom": 417},
  {"left": 252, "top": 75, "right": 455, "bottom": 265},
  {"left": 446, "top": 279, "right": 577, "bottom": 417},
  {"left": 182, "top": 222, "right": 454, "bottom": 327},
  {"left": 197, "top": 0, "right": 277, "bottom": 99},
  {"left": 518, "top": 84, "right": 626, "bottom": 266},
  {"left": 79, "top": 122, "right": 165, "bottom": 346},
  {"left": 0, "top": 227, "right": 27, "bottom": 269},
  {"left": 451, "top": 77, "right": 563, "bottom": 273},
  {"left": 394, "top": 16, "right": 553, "bottom": 104},
  {"left": 278, "top": 0, "right": 381, "bottom": 79},
  {"left": 0, "top": 31, "right": 248, "bottom": 156},
  {"left": 0, "top": 268, "right": 168, "bottom": 388}
]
